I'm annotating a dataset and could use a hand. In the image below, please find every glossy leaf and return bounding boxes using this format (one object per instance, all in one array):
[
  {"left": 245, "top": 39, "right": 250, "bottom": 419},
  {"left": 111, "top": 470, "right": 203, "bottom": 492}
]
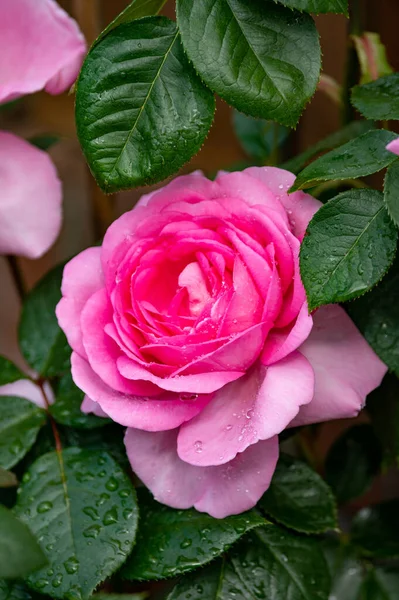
[
  {"left": 122, "top": 490, "right": 266, "bottom": 581},
  {"left": 50, "top": 373, "right": 108, "bottom": 429},
  {"left": 0, "top": 356, "right": 24, "bottom": 385},
  {"left": 352, "top": 74, "right": 399, "bottom": 121},
  {"left": 300, "top": 189, "right": 397, "bottom": 310},
  {"left": 281, "top": 120, "right": 374, "bottom": 174},
  {"left": 0, "top": 467, "right": 17, "bottom": 488},
  {"left": 384, "top": 159, "right": 399, "bottom": 227},
  {"left": 168, "top": 525, "right": 330, "bottom": 600},
  {"left": 76, "top": 17, "right": 215, "bottom": 192},
  {"left": 19, "top": 264, "right": 71, "bottom": 377},
  {"left": 0, "top": 396, "right": 46, "bottom": 470},
  {"left": 360, "top": 568, "right": 399, "bottom": 600},
  {"left": 275, "top": 0, "right": 348, "bottom": 14},
  {"left": 290, "top": 129, "right": 397, "bottom": 191},
  {"left": 259, "top": 453, "right": 337, "bottom": 533},
  {"left": 94, "top": 0, "right": 167, "bottom": 46},
  {"left": 351, "top": 500, "right": 399, "bottom": 558},
  {"left": 347, "top": 257, "right": 399, "bottom": 376},
  {"left": 233, "top": 111, "right": 289, "bottom": 161},
  {"left": 0, "top": 505, "right": 47, "bottom": 579},
  {"left": 0, "top": 581, "right": 33, "bottom": 600},
  {"left": 325, "top": 425, "right": 383, "bottom": 504},
  {"left": 61, "top": 424, "right": 130, "bottom": 471},
  {"left": 176, "top": 0, "right": 321, "bottom": 127},
  {"left": 15, "top": 448, "right": 138, "bottom": 600}
]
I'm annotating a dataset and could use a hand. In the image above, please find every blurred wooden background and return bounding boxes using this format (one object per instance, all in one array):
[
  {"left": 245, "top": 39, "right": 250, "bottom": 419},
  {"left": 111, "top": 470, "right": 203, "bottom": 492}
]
[{"left": 1, "top": 0, "right": 399, "bottom": 498}]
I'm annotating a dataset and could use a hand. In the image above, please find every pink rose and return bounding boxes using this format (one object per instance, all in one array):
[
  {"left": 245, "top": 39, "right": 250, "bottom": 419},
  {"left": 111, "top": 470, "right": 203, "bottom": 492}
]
[
  {"left": 56, "top": 168, "right": 386, "bottom": 518},
  {"left": 0, "top": 0, "right": 86, "bottom": 104},
  {"left": 387, "top": 138, "right": 399, "bottom": 156}
]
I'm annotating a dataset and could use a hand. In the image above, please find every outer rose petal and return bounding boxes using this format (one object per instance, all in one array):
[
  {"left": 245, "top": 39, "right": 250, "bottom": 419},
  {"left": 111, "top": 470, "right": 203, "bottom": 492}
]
[
  {"left": 0, "top": 133, "right": 62, "bottom": 258},
  {"left": 124, "top": 428, "right": 279, "bottom": 518},
  {"left": 290, "top": 305, "right": 387, "bottom": 427},
  {"left": 56, "top": 247, "right": 104, "bottom": 358},
  {"left": 0, "top": 0, "right": 86, "bottom": 103},
  {"left": 261, "top": 302, "right": 313, "bottom": 365},
  {"left": 81, "top": 395, "right": 109, "bottom": 418},
  {"left": 71, "top": 352, "right": 212, "bottom": 431},
  {"left": 244, "top": 166, "right": 322, "bottom": 240},
  {"left": 177, "top": 352, "right": 314, "bottom": 467},
  {"left": 0, "top": 379, "right": 54, "bottom": 409},
  {"left": 386, "top": 138, "right": 399, "bottom": 156}
]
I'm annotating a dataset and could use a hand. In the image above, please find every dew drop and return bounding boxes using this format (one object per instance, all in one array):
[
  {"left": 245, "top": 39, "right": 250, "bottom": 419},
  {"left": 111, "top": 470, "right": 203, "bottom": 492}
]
[
  {"left": 194, "top": 440, "right": 203, "bottom": 453},
  {"left": 105, "top": 477, "right": 119, "bottom": 491},
  {"left": 179, "top": 393, "right": 199, "bottom": 402},
  {"left": 37, "top": 501, "right": 53, "bottom": 513}
]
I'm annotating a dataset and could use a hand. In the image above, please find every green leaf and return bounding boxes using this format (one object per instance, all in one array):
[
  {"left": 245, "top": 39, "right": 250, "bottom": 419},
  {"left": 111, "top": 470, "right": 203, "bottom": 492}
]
[
  {"left": 322, "top": 538, "right": 364, "bottom": 600},
  {"left": 76, "top": 17, "right": 215, "bottom": 193},
  {"left": 352, "top": 74, "right": 399, "bottom": 121},
  {"left": 300, "top": 189, "right": 397, "bottom": 310},
  {"left": 351, "top": 500, "right": 399, "bottom": 558},
  {"left": 0, "top": 356, "right": 24, "bottom": 385},
  {"left": 274, "top": 0, "right": 348, "bottom": 14},
  {"left": 176, "top": 0, "right": 321, "bottom": 127},
  {"left": 29, "top": 135, "right": 59, "bottom": 151},
  {"left": 360, "top": 568, "right": 399, "bottom": 600},
  {"left": 0, "top": 467, "right": 17, "bottom": 488},
  {"left": 15, "top": 448, "right": 139, "bottom": 600},
  {"left": 325, "top": 425, "right": 383, "bottom": 504},
  {"left": 352, "top": 33, "right": 393, "bottom": 85},
  {"left": 347, "top": 257, "right": 399, "bottom": 376},
  {"left": 50, "top": 373, "right": 108, "bottom": 429},
  {"left": 94, "top": 0, "right": 167, "bottom": 46},
  {"left": 384, "top": 159, "right": 399, "bottom": 227},
  {"left": 94, "top": 595, "right": 149, "bottom": 600},
  {"left": 0, "top": 396, "right": 46, "bottom": 470},
  {"left": 0, "top": 505, "right": 47, "bottom": 579},
  {"left": 0, "top": 580, "right": 33, "bottom": 600},
  {"left": 122, "top": 489, "right": 266, "bottom": 581},
  {"left": 168, "top": 525, "right": 330, "bottom": 599},
  {"left": 19, "top": 263, "right": 71, "bottom": 377},
  {"left": 233, "top": 111, "right": 289, "bottom": 161},
  {"left": 281, "top": 120, "right": 374, "bottom": 174},
  {"left": 366, "top": 374, "right": 399, "bottom": 466},
  {"left": 290, "top": 129, "right": 398, "bottom": 191},
  {"left": 61, "top": 424, "right": 130, "bottom": 471},
  {"left": 259, "top": 453, "right": 337, "bottom": 533}
]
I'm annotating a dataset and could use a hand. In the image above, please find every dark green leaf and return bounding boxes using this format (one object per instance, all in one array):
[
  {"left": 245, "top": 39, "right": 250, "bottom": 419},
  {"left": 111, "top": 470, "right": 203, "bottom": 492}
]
[
  {"left": 352, "top": 73, "right": 399, "bottom": 121},
  {"left": 0, "top": 581, "right": 33, "bottom": 600},
  {"left": 0, "top": 467, "right": 17, "bottom": 488},
  {"left": 274, "top": 0, "right": 348, "bottom": 14},
  {"left": 168, "top": 525, "right": 330, "bottom": 599},
  {"left": 176, "top": 0, "right": 321, "bottom": 127},
  {"left": 290, "top": 130, "right": 397, "bottom": 191},
  {"left": 325, "top": 425, "right": 382, "bottom": 504},
  {"left": 0, "top": 505, "right": 47, "bottom": 579},
  {"left": 15, "top": 448, "right": 139, "bottom": 600},
  {"left": 347, "top": 257, "right": 399, "bottom": 376},
  {"left": 29, "top": 135, "right": 59, "bottom": 151},
  {"left": 122, "top": 489, "right": 266, "bottom": 581},
  {"left": 281, "top": 120, "right": 374, "bottom": 174},
  {"left": 0, "top": 396, "right": 46, "bottom": 470},
  {"left": 0, "top": 356, "right": 24, "bottom": 385},
  {"left": 360, "top": 568, "right": 399, "bottom": 600},
  {"left": 19, "top": 263, "right": 71, "bottom": 377},
  {"left": 94, "top": 0, "right": 167, "bottom": 46},
  {"left": 259, "top": 453, "right": 337, "bottom": 533},
  {"left": 61, "top": 424, "right": 130, "bottom": 470},
  {"left": 233, "top": 111, "right": 289, "bottom": 161},
  {"left": 384, "top": 159, "right": 399, "bottom": 227},
  {"left": 50, "top": 373, "right": 108, "bottom": 429},
  {"left": 76, "top": 17, "right": 215, "bottom": 192},
  {"left": 351, "top": 500, "right": 399, "bottom": 558},
  {"left": 94, "top": 595, "right": 148, "bottom": 600},
  {"left": 366, "top": 374, "right": 399, "bottom": 465},
  {"left": 300, "top": 189, "right": 397, "bottom": 309},
  {"left": 321, "top": 538, "right": 364, "bottom": 600}
]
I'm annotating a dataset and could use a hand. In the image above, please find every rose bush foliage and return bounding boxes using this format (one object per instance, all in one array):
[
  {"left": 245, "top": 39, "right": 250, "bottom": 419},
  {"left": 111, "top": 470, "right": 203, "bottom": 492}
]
[{"left": 56, "top": 167, "right": 386, "bottom": 518}]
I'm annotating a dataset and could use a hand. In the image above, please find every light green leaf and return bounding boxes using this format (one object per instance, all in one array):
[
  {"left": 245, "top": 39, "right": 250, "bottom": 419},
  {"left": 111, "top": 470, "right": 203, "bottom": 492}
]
[
  {"left": 352, "top": 73, "right": 399, "bottom": 121},
  {"left": 76, "top": 17, "right": 215, "bottom": 192},
  {"left": 15, "top": 448, "right": 139, "bottom": 600},
  {"left": 300, "top": 189, "right": 397, "bottom": 310},
  {"left": 0, "top": 396, "right": 46, "bottom": 469},
  {"left": 0, "top": 505, "right": 47, "bottom": 579},
  {"left": 176, "top": 0, "right": 321, "bottom": 127},
  {"left": 290, "top": 130, "right": 397, "bottom": 191}
]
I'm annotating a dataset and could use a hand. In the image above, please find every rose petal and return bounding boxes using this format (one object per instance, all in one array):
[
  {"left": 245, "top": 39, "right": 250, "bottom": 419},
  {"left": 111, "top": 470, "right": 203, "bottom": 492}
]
[
  {"left": 386, "top": 138, "right": 399, "bottom": 156},
  {"left": 124, "top": 427, "right": 279, "bottom": 518},
  {"left": 177, "top": 352, "right": 314, "bottom": 467},
  {"left": 261, "top": 302, "right": 313, "bottom": 365},
  {"left": 0, "top": 0, "right": 86, "bottom": 103},
  {"left": 0, "top": 379, "right": 54, "bottom": 409},
  {"left": 81, "top": 395, "right": 109, "bottom": 418},
  {"left": 291, "top": 305, "right": 387, "bottom": 426},
  {"left": 0, "top": 132, "right": 62, "bottom": 258}
]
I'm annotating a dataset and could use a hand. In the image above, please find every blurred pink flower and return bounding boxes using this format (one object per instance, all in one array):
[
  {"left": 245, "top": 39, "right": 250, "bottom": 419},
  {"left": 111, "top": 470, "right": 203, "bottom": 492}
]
[
  {"left": 387, "top": 138, "right": 399, "bottom": 156},
  {"left": 0, "top": 133, "right": 62, "bottom": 258},
  {"left": 0, "top": 0, "right": 86, "bottom": 104}
]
